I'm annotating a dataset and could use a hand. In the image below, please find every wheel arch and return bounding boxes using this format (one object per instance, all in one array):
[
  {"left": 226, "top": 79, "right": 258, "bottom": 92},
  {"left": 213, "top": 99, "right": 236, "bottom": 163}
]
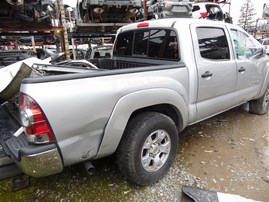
[
  {"left": 95, "top": 88, "right": 188, "bottom": 159},
  {"left": 129, "top": 104, "right": 183, "bottom": 132},
  {"left": 257, "top": 65, "right": 269, "bottom": 99}
]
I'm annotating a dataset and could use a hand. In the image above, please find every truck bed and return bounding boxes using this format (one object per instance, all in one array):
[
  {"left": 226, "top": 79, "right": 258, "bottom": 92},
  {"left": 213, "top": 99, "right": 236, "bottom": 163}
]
[{"left": 89, "top": 58, "right": 166, "bottom": 70}]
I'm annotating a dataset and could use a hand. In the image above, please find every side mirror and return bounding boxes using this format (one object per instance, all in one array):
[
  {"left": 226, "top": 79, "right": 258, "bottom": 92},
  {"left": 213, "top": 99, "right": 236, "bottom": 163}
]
[
  {"left": 250, "top": 47, "right": 266, "bottom": 59},
  {"left": 254, "top": 47, "right": 266, "bottom": 57}
]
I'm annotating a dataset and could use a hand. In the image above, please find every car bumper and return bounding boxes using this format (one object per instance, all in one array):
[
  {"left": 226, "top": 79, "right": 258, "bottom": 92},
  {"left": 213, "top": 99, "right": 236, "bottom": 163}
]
[
  {"left": 20, "top": 146, "right": 63, "bottom": 177},
  {"left": 162, "top": 11, "right": 192, "bottom": 18},
  {"left": 3, "top": 134, "right": 63, "bottom": 178}
]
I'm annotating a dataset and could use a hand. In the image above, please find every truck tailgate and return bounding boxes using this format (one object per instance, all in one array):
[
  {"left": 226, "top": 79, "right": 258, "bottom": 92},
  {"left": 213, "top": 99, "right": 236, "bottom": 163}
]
[{"left": 0, "top": 102, "right": 22, "bottom": 180}]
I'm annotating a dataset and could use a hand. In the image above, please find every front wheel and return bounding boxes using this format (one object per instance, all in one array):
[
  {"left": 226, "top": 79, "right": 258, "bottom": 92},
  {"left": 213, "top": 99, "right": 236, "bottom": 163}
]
[
  {"left": 249, "top": 86, "right": 269, "bottom": 115},
  {"left": 116, "top": 112, "right": 179, "bottom": 186}
]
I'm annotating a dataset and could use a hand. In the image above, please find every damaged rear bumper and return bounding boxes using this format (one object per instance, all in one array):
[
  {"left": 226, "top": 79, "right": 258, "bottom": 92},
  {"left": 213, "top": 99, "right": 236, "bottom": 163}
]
[
  {"left": 19, "top": 144, "right": 63, "bottom": 177},
  {"left": 1, "top": 100, "right": 63, "bottom": 179},
  {"left": 3, "top": 135, "right": 64, "bottom": 178},
  {"left": 1, "top": 138, "right": 63, "bottom": 179},
  {"left": 1, "top": 129, "right": 63, "bottom": 179}
]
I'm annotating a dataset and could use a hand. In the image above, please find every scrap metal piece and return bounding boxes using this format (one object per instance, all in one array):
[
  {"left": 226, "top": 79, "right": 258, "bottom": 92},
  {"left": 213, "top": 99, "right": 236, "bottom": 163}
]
[
  {"left": 6, "top": 0, "right": 24, "bottom": 6},
  {"left": 0, "top": 57, "right": 46, "bottom": 102},
  {"left": 182, "top": 186, "right": 219, "bottom": 202},
  {"left": 182, "top": 186, "right": 262, "bottom": 202},
  {"left": 0, "top": 62, "right": 32, "bottom": 101}
]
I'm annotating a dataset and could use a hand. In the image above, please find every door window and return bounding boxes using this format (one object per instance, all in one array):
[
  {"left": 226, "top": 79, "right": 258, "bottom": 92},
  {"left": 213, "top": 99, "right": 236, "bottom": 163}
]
[
  {"left": 196, "top": 27, "right": 230, "bottom": 60},
  {"left": 230, "top": 29, "right": 260, "bottom": 59}
]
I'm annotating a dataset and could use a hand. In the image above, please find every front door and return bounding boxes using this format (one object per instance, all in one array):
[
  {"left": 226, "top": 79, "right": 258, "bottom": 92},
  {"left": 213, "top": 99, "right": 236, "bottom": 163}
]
[{"left": 230, "top": 29, "right": 263, "bottom": 102}]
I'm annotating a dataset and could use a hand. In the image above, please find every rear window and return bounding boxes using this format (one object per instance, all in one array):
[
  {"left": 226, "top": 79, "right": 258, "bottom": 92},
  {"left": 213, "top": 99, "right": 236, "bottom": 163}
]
[
  {"left": 192, "top": 5, "right": 200, "bottom": 12},
  {"left": 113, "top": 29, "right": 179, "bottom": 60}
]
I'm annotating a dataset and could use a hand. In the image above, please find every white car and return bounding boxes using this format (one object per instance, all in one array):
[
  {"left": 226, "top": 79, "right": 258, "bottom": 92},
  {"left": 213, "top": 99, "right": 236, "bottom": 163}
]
[
  {"left": 192, "top": 2, "right": 224, "bottom": 21},
  {"left": 85, "top": 45, "right": 113, "bottom": 59},
  {"left": 260, "top": 38, "right": 269, "bottom": 54}
]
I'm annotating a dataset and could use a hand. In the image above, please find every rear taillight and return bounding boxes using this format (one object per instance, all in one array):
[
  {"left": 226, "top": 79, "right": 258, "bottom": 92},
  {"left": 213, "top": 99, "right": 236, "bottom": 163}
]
[
  {"left": 20, "top": 93, "right": 55, "bottom": 144},
  {"left": 200, "top": 12, "right": 207, "bottom": 18}
]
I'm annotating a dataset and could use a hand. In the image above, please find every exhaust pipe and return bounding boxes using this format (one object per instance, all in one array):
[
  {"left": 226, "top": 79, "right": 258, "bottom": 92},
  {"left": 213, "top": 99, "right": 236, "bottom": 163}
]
[{"left": 83, "top": 161, "right": 95, "bottom": 175}]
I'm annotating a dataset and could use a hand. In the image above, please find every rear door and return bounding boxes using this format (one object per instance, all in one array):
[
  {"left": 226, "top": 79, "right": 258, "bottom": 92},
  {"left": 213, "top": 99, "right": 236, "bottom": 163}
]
[{"left": 191, "top": 24, "right": 237, "bottom": 121}]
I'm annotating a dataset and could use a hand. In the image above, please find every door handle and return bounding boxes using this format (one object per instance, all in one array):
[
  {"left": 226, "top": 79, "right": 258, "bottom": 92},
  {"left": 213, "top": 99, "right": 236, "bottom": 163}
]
[
  {"left": 238, "top": 67, "right": 246, "bottom": 73},
  {"left": 201, "top": 71, "right": 213, "bottom": 78}
]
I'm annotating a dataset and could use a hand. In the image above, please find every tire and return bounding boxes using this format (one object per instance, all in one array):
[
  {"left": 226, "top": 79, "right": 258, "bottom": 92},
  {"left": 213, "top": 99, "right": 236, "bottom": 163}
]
[
  {"left": 116, "top": 112, "right": 179, "bottom": 186},
  {"left": 249, "top": 86, "right": 269, "bottom": 115}
]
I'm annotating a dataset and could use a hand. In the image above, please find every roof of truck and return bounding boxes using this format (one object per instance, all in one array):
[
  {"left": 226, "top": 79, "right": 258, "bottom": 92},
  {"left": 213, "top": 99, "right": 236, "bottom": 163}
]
[{"left": 118, "top": 18, "right": 241, "bottom": 34}]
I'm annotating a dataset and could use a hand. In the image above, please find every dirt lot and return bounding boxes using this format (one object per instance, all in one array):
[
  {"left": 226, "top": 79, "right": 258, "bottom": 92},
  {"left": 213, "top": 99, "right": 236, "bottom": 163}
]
[{"left": 0, "top": 107, "right": 268, "bottom": 201}]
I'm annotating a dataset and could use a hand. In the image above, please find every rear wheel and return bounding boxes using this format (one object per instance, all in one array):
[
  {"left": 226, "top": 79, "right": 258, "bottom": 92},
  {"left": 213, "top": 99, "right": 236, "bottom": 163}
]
[
  {"left": 249, "top": 86, "right": 269, "bottom": 115},
  {"left": 116, "top": 112, "right": 178, "bottom": 186}
]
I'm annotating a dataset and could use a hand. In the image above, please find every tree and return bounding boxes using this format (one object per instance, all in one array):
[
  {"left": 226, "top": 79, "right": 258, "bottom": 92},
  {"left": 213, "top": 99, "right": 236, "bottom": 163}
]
[{"left": 238, "top": 0, "right": 256, "bottom": 31}]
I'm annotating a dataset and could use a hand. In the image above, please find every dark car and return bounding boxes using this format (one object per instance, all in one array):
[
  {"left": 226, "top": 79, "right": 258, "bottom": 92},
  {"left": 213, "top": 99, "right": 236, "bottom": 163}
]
[
  {"left": 0, "top": 50, "right": 35, "bottom": 68},
  {"left": 149, "top": 0, "right": 193, "bottom": 19}
]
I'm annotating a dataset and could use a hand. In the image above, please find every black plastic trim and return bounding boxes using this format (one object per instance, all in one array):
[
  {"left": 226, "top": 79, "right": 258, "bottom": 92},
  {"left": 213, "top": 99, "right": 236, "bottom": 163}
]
[
  {"left": 0, "top": 163, "right": 22, "bottom": 180},
  {"left": 19, "top": 143, "right": 57, "bottom": 157},
  {"left": 5, "top": 134, "right": 28, "bottom": 160}
]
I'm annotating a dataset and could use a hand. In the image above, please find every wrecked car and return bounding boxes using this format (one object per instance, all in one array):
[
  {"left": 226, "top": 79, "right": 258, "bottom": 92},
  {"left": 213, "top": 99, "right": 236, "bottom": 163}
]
[
  {"left": 192, "top": 1, "right": 232, "bottom": 23},
  {"left": 148, "top": 0, "right": 193, "bottom": 19},
  {"left": 0, "top": 0, "right": 56, "bottom": 23},
  {"left": 0, "top": 50, "right": 36, "bottom": 68},
  {"left": 76, "top": 0, "right": 142, "bottom": 23}
]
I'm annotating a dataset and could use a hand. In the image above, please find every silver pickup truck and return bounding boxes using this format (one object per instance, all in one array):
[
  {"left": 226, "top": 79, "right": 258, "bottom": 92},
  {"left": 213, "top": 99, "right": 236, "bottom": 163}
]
[{"left": 1, "top": 19, "right": 269, "bottom": 186}]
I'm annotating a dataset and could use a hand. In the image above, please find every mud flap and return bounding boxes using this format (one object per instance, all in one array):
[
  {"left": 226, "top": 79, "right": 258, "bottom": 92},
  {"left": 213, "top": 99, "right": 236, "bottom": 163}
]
[{"left": 12, "top": 175, "right": 30, "bottom": 191}]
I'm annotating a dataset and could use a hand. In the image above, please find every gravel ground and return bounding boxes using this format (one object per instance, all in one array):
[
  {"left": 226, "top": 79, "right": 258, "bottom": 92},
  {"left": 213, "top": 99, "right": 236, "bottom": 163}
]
[{"left": 0, "top": 157, "right": 206, "bottom": 202}]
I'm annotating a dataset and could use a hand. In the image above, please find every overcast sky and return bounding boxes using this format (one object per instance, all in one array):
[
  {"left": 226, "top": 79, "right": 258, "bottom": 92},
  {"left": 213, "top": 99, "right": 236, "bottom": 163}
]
[
  {"left": 222, "top": 0, "right": 268, "bottom": 24},
  {"left": 63, "top": 0, "right": 268, "bottom": 24}
]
